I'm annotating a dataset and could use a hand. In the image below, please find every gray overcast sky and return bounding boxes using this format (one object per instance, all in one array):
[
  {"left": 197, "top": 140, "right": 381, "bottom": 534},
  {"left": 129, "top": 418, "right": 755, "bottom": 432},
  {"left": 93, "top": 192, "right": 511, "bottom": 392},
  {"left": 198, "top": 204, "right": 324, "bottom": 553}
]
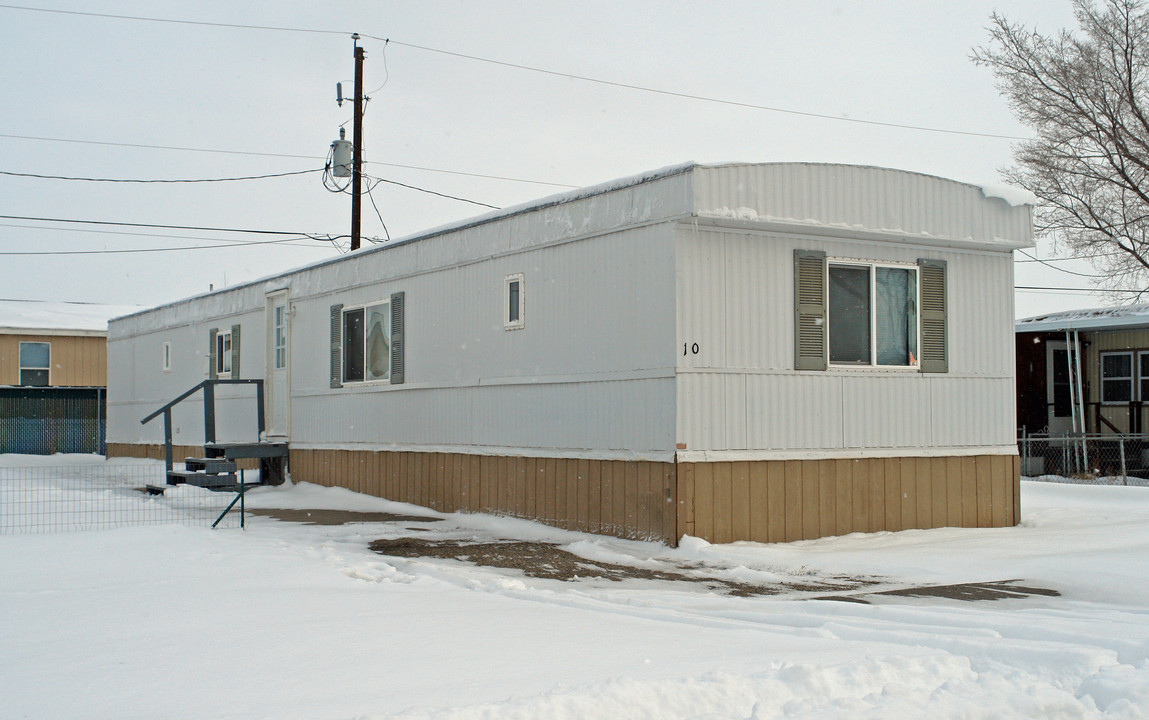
[{"left": 0, "top": 1, "right": 1103, "bottom": 318}]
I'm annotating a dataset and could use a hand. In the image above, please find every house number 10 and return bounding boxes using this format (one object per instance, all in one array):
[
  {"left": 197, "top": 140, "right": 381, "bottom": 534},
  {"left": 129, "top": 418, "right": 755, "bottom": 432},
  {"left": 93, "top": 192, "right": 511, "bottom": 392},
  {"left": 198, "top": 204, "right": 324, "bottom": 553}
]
[{"left": 683, "top": 342, "right": 700, "bottom": 356}]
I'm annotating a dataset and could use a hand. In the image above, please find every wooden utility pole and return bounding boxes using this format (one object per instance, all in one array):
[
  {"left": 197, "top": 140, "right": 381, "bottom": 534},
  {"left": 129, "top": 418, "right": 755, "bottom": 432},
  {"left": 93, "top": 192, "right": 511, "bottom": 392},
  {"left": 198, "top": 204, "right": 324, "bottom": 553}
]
[{"left": 350, "top": 35, "right": 365, "bottom": 251}]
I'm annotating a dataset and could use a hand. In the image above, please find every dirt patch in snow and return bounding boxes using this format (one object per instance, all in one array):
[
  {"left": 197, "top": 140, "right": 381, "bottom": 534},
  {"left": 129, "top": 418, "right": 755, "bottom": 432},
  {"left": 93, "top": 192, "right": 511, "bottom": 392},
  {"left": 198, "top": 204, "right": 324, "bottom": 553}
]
[{"left": 369, "top": 537, "right": 873, "bottom": 597}]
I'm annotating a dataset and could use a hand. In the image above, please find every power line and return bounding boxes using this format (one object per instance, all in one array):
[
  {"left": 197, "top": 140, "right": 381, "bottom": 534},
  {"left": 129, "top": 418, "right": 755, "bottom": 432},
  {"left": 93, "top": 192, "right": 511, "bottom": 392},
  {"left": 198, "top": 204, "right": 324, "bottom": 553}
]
[
  {"left": 0, "top": 132, "right": 320, "bottom": 160},
  {"left": 0, "top": 167, "right": 322, "bottom": 184},
  {"left": 0, "top": 214, "right": 325, "bottom": 237},
  {"left": 1015, "top": 249, "right": 1105, "bottom": 279},
  {"left": 0, "top": 133, "right": 576, "bottom": 188},
  {"left": 0, "top": 235, "right": 330, "bottom": 256},
  {"left": 0, "top": 3, "right": 346, "bottom": 35},
  {"left": 375, "top": 37, "right": 1028, "bottom": 141},
  {"left": 367, "top": 174, "right": 500, "bottom": 209},
  {"left": 0, "top": 4, "right": 1028, "bottom": 141},
  {"left": 1015, "top": 285, "right": 1145, "bottom": 293},
  {"left": 0, "top": 221, "right": 331, "bottom": 249}
]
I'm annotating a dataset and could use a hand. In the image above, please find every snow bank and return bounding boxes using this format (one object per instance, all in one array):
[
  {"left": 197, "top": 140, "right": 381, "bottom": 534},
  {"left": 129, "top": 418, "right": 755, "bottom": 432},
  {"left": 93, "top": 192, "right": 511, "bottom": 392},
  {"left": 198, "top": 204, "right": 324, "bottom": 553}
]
[{"left": 3, "top": 465, "right": 1149, "bottom": 718}]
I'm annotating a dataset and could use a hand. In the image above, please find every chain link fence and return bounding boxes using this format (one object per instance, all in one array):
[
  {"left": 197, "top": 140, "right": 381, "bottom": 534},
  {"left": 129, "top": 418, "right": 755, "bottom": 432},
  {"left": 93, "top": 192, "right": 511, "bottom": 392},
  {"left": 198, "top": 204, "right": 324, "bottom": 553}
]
[
  {"left": 0, "top": 387, "right": 106, "bottom": 455},
  {"left": 1018, "top": 433, "right": 1149, "bottom": 487},
  {"left": 0, "top": 459, "right": 241, "bottom": 535}
]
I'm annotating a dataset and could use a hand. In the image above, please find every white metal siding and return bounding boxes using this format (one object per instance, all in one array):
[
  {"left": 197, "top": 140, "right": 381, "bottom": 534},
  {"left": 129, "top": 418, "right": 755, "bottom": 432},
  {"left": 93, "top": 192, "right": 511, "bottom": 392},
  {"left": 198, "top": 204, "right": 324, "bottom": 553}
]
[{"left": 675, "top": 222, "right": 1018, "bottom": 454}]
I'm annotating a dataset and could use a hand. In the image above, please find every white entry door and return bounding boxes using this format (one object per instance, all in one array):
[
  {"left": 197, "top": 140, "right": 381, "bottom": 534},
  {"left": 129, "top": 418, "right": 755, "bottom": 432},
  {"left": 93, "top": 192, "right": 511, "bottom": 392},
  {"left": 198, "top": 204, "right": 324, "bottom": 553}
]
[{"left": 265, "top": 291, "right": 290, "bottom": 438}]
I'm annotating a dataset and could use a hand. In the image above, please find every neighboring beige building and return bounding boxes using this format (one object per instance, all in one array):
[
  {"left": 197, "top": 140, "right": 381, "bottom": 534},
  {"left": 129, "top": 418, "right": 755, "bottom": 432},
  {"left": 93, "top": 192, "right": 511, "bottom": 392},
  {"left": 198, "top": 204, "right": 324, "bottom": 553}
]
[{"left": 1, "top": 300, "right": 141, "bottom": 455}]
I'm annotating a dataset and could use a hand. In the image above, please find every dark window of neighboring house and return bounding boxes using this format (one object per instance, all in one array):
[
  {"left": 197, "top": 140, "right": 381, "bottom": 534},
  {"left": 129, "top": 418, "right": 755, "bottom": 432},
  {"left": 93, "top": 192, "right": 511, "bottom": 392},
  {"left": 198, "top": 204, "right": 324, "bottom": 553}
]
[
  {"left": 1101, "top": 351, "right": 1134, "bottom": 403},
  {"left": 19, "top": 341, "right": 50, "bottom": 386},
  {"left": 1141, "top": 352, "right": 1149, "bottom": 402},
  {"left": 1051, "top": 348, "right": 1071, "bottom": 417}
]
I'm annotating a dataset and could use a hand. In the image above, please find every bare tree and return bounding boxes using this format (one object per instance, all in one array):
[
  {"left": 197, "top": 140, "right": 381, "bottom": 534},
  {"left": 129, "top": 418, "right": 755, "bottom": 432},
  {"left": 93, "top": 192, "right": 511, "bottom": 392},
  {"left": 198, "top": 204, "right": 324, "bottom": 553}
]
[{"left": 974, "top": 0, "right": 1149, "bottom": 296}]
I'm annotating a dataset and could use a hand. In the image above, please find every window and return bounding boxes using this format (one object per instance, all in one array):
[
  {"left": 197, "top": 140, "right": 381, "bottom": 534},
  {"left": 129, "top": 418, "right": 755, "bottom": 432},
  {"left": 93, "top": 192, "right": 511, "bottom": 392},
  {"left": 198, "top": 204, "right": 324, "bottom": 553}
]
[
  {"left": 19, "top": 341, "right": 50, "bottom": 386},
  {"left": 504, "top": 273, "right": 524, "bottom": 330},
  {"left": 342, "top": 302, "right": 391, "bottom": 383},
  {"left": 1141, "top": 352, "right": 1149, "bottom": 401},
  {"left": 162, "top": 341, "right": 172, "bottom": 372},
  {"left": 216, "top": 331, "right": 232, "bottom": 376},
  {"left": 274, "top": 304, "right": 287, "bottom": 369},
  {"left": 330, "top": 293, "right": 404, "bottom": 388},
  {"left": 1101, "top": 351, "right": 1134, "bottom": 403},
  {"left": 827, "top": 262, "right": 918, "bottom": 367},
  {"left": 208, "top": 325, "right": 240, "bottom": 380}
]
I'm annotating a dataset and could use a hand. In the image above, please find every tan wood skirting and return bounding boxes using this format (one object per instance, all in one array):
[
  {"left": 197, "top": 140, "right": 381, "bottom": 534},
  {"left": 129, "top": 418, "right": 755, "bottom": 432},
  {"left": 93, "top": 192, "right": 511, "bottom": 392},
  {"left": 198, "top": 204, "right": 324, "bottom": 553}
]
[
  {"left": 676, "top": 455, "right": 1021, "bottom": 543},
  {"left": 289, "top": 448, "right": 678, "bottom": 544},
  {"left": 110, "top": 444, "right": 1020, "bottom": 546},
  {"left": 105, "top": 443, "right": 259, "bottom": 470}
]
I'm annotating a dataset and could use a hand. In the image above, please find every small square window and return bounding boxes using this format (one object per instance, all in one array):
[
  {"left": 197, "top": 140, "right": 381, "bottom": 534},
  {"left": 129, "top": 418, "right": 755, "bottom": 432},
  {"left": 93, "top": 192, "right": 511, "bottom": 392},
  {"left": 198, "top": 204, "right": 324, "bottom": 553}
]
[
  {"left": 504, "top": 273, "right": 524, "bottom": 330},
  {"left": 1102, "top": 351, "right": 1134, "bottom": 403},
  {"left": 19, "top": 341, "right": 50, "bottom": 386}
]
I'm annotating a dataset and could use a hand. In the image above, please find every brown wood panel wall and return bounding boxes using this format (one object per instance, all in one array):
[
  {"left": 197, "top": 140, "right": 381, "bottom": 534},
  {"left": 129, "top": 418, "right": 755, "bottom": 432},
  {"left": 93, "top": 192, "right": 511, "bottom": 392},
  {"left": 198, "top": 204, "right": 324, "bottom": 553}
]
[
  {"left": 284, "top": 448, "right": 679, "bottom": 544},
  {"left": 675, "top": 454, "right": 1021, "bottom": 543},
  {"left": 0, "top": 334, "right": 107, "bottom": 387}
]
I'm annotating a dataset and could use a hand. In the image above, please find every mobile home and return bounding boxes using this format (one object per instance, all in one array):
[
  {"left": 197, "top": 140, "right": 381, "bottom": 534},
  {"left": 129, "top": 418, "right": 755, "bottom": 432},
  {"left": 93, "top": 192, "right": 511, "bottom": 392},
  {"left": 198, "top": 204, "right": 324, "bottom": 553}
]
[{"left": 107, "top": 162, "right": 1032, "bottom": 544}]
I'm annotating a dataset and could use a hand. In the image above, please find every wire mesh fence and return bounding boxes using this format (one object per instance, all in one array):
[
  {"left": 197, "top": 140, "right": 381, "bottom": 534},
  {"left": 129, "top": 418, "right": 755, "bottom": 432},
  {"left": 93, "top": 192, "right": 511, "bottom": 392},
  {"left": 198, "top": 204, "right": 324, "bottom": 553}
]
[
  {"left": 0, "top": 459, "right": 242, "bottom": 535},
  {"left": 1018, "top": 433, "right": 1149, "bottom": 487}
]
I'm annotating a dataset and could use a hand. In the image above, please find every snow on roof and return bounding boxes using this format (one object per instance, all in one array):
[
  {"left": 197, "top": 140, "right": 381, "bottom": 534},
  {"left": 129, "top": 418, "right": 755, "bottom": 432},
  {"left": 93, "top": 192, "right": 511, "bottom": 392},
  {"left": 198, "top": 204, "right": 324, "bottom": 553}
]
[
  {"left": 0, "top": 299, "right": 146, "bottom": 334},
  {"left": 979, "top": 183, "right": 1037, "bottom": 208},
  {"left": 1016, "top": 304, "right": 1149, "bottom": 332}
]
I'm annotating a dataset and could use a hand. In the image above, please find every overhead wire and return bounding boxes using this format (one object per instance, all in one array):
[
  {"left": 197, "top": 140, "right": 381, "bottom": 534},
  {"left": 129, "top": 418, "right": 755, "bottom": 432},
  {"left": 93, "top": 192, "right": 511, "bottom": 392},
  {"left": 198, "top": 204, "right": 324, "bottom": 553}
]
[
  {"left": 0, "top": 221, "right": 332, "bottom": 249},
  {"left": 0, "top": 167, "right": 322, "bottom": 183},
  {"left": 0, "top": 133, "right": 576, "bottom": 188},
  {"left": 0, "top": 234, "right": 333, "bottom": 256},
  {"left": 1015, "top": 249, "right": 1109, "bottom": 279},
  {"left": 0, "top": 213, "right": 328, "bottom": 237},
  {"left": 0, "top": 4, "right": 1028, "bottom": 142},
  {"left": 365, "top": 174, "right": 499, "bottom": 209}
]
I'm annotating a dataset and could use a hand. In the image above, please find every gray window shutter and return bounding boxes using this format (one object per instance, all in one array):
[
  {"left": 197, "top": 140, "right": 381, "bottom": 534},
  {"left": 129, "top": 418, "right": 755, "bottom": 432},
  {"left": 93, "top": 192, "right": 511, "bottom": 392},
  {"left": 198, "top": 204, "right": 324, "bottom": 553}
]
[
  {"left": 230, "top": 324, "right": 241, "bottom": 378},
  {"left": 330, "top": 304, "right": 343, "bottom": 388},
  {"left": 794, "top": 250, "right": 827, "bottom": 371},
  {"left": 390, "top": 292, "right": 405, "bottom": 385},
  {"left": 208, "top": 328, "right": 218, "bottom": 380},
  {"left": 918, "top": 259, "right": 948, "bottom": 373}
]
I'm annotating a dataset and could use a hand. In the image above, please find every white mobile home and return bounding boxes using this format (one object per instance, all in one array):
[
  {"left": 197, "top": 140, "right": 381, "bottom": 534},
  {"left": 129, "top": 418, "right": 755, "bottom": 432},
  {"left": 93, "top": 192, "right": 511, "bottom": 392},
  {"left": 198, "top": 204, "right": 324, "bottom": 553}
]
[{"left": 107, "top": 162, "right": 1032, "bottom": 544}]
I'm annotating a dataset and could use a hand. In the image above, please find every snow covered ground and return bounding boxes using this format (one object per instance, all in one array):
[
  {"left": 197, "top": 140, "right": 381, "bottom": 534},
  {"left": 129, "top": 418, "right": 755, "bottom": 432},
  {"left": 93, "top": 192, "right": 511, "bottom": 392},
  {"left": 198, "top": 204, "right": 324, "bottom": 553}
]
[{"left": 2, "top": 457, "right": 1149, "bottom": 719}]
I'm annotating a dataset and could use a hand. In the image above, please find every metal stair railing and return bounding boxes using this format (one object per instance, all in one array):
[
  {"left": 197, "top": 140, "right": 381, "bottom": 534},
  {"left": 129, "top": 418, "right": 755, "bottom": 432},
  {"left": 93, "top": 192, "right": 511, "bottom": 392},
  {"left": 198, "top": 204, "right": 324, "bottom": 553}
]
[{"left": 141, "top": 379, "right": 265, "bottom": 474}]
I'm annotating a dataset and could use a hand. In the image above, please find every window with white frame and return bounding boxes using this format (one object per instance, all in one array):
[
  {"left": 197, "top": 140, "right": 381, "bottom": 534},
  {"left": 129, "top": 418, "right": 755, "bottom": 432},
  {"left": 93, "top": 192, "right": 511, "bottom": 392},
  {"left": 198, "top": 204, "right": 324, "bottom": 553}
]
[
  {"left": 342, "top": 301, "right": 391, "bottom": 383},
  {"left": 18, "top": 341, "right": 50, "bottom": 386},
  {"left": 162, "top": 341, "right": 171, "bottom": 372},
  {"left": 274, "top": 304, "right": 287, "bottom": 369},
  {"left": 1101, "top": 351, "right": 1134, "bottom": 403},
  {"left": 504, "top": 273, "right": 524, "bottom": 330},
  {"left": 827, "top": 262, "right": 919, "bottom": 367},
  {"left": 216, "top": 330, "right": 232, "bottom": 376}
]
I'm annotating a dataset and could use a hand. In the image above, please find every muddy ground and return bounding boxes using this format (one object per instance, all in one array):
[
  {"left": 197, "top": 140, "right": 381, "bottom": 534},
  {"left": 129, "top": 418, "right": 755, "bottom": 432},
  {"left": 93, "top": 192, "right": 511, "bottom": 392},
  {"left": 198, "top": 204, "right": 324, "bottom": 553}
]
[{"left": 251, "top": 508, "right": 1060, "bottom": 603}]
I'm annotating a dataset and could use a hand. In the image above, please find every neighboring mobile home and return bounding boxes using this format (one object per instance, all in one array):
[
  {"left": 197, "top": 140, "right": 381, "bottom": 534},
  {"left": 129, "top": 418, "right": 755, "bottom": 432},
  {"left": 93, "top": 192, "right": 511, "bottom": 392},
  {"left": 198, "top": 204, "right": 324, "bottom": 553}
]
[
  {"left": 1017, "top": 305, "right": 1149, "bottom": 438},
  {"left": 106, "top": 162, "right": 1032, "bottom": 544}
]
